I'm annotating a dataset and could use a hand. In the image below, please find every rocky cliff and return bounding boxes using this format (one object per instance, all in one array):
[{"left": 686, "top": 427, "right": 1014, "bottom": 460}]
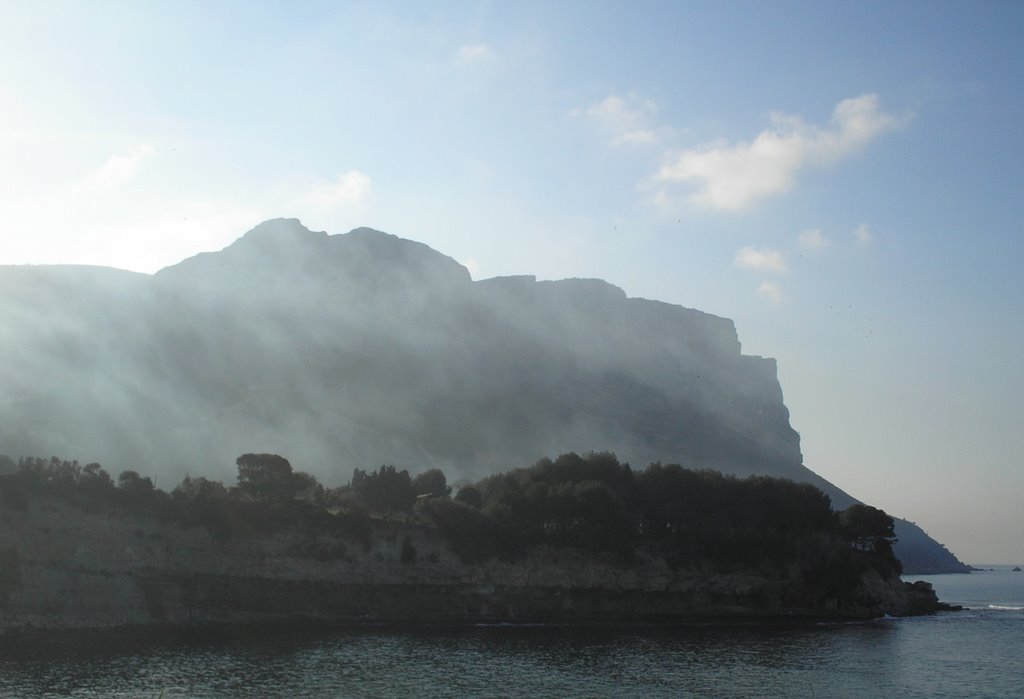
[
  {"left": 0, "top": 218, "right": 968, "bottom": 573},
  {"left": 0, "top": 495, "right": 945, "bottom": 634}
]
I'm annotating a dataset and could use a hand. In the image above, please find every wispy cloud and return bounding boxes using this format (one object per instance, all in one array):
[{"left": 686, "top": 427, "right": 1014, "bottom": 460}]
[
  {"left": 735, "top": 245, "right": 787, "bottom": 273},
  {"left": 571, "top": 94, "right": 672, "bottom": 147},
  {"left": 305, "top": 170, "right": 373, "bottom": 208},
  {"left": 455, "top": 43, "right": 494, "bottom": 64},
  {"left": 854, "top": 223, "right": 873, "bottom": 246},
  {"left": 757, "top": 281, "right": 785, "bottom": 304},
  {"left": 77, "top": 144, "right": 155, "bottom": 193},
  {"left": 798, "top": 228, "right": 830, "bottom": 251},
  {"left": 650, "top": 94, "right": 908, "bottom": 211}
]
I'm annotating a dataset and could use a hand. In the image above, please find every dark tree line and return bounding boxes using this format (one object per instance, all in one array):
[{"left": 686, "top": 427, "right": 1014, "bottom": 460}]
[
  {"left": 0, "top": 453, "right": 451, "bottom": 542},
  {"left": 0, "top": 451, "right": 900, "bottom": 586},
  {"left": 418, "top": 452, "right": 895, "bottom": 575}
]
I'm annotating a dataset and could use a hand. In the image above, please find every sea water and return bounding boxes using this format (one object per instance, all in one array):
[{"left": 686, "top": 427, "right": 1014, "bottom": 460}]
[{"left": 0, "top": 567, "right": 1020, "bottom": 698}]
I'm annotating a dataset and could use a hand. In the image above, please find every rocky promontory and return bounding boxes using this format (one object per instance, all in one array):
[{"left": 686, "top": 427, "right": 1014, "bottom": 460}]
[
  {"left": 0, "top": 219, "right": 970, "bottom": 575},
  {"left": 0, "top": 453, "right": 955, "bottom": 634}
]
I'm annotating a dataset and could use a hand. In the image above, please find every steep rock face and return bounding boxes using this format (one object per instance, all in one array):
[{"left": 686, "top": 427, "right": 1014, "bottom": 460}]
[{"left": 0, "top": 219, "right": 967, "bottom": 572}]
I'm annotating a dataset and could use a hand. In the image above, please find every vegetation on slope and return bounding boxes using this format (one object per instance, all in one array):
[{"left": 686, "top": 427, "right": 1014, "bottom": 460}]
[{"left": 0, "top": 451, "right": 901, "bottom": 604}]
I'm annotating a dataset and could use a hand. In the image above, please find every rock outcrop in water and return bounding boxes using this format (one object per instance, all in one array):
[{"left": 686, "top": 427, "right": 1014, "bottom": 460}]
[{"left": 0, "top": 219, "right": 968, "bottom": 573}]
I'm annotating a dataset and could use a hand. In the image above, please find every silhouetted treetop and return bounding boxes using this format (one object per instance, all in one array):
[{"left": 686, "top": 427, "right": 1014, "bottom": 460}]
[
  {"left": 412, "top": 468, "right": 451, "bottom": 498},
  {"left": 237, "top": 453, "right": 296, "bottom": 499},
  {"left": 839, "top": 503, "right": 897, "bottom": 551},
  {"left": 351, "top": 465, "right": 416, "bottom": 511}
]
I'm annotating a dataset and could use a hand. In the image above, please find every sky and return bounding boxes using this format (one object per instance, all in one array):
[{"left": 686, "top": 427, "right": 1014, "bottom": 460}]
[{"left": 1, "top": 0, "right": 1022, "bottom": 564}]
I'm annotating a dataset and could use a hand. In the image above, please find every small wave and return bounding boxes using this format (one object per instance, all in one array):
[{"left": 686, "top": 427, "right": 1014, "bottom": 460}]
[{"left": 986, "top": 604, "right": 1024, "bottom": 611}]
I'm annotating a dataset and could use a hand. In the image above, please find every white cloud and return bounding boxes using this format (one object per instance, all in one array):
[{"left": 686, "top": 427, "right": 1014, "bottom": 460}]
[
  {"left": 614, "top": 129, "right": 660, "bottom": 146},
  {"left": 77, "top": 144, "right": 155, "bottom": 193},
  {"left": 651, "top": 94, "right": 908, "bottom": 211},
  {"left": 305, "top": 170, "right": 373, "bottom": 208},
  {"left": 757, "top": 281, "right": 785, "bottom": 304},
  {"left": 575, "top": 95, "right": 651, "bottom": 131},
  {"left": 455, "top": 43, "right": 494, "bottom": 64},
  {"left": 735, "top": 245, "right": 787, "bottom": 273},
  {"left": 854, "top": 223, "right": 873, "bottom": 246},
  {"left": 798, "top": 228, "right": 829, "bottom": 251},
  {"left": 571, "top": 94, "right": 671, "bottom": 147}
]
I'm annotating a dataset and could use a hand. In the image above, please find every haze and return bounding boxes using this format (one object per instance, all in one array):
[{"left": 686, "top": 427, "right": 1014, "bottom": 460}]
[{"left": 1, "top": 2, "right": 1021, "bottom": 564}]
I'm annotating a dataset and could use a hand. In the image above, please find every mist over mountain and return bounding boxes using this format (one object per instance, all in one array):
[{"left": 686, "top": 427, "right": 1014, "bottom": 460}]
[{"left": 0, "top": 218, "right": 966, "bottom": 572}]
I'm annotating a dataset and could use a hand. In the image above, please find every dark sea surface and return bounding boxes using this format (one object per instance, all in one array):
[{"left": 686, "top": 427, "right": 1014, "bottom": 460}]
[{"left": 1, "top": 567, "right": 1020, "bottom": 698}]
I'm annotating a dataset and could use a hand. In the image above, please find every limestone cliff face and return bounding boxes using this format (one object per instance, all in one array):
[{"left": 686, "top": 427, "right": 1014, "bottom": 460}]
[
  {"left": 0, "top": 219, "right": 967, "bottom": 573},
  {"left": 0, "top": 220, "right": 800, "bottom": 481},
  {"left": 0, "top": 498, "right": 931, "bottom": 633}
]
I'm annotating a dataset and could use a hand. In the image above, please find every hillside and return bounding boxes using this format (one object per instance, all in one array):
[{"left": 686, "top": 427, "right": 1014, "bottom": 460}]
[{"left": 0, "top": 218, "right": 969, "bottom": 573}]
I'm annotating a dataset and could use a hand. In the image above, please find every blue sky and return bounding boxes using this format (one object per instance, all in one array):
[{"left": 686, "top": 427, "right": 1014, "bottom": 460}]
[{"left": 2, "top": 1, "right": 1022, "bottom": 562}]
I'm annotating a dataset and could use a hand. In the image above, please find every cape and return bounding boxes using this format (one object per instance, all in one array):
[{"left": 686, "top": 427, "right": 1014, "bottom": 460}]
[{"left": 0, "top": 218, "right": 968, "bottom": 573}]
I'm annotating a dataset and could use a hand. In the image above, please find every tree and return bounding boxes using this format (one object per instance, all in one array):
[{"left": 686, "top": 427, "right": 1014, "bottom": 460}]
[
  {"left": 454, "top": 485, "right": 483, "bottom": 509},
  {"left": 174, "top": 475, "right": 228, "bottom": 501},
  {"left": 412, "top": 468, "right": 451, "bottom": 498},
  {"left": 350, "top": 465, "right": 416, "bottom": 511},
  {"left": 118, "top": 470, "right": 155, "bottom": 494},
  {"left": 79, "top": 462, "right": 115, "bottom": 498},
  {"left": 838, "top": 504, "right": 896, "bottom": 552},
  {"left": 82, "top": 462, "right": 113, "bottom": 485},
  {"left": 236, "top": 453, "right": 299, "bottom": 500},
  {"left": 116, "top": 470, "right": 165, "bottom": 510},
  {"left": 290, "top": 471, "right": 324, "bottom": 504}
]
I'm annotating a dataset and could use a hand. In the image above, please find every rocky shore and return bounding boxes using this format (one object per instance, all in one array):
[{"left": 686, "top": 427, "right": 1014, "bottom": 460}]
[{"left": 0, "top": 496, "right": 955, "bottom": 634}]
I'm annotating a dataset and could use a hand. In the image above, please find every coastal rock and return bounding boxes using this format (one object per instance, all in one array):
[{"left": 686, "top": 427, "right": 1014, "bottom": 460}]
[{"left": 0, "top": 496, "right": 951, "bottom": 633}]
